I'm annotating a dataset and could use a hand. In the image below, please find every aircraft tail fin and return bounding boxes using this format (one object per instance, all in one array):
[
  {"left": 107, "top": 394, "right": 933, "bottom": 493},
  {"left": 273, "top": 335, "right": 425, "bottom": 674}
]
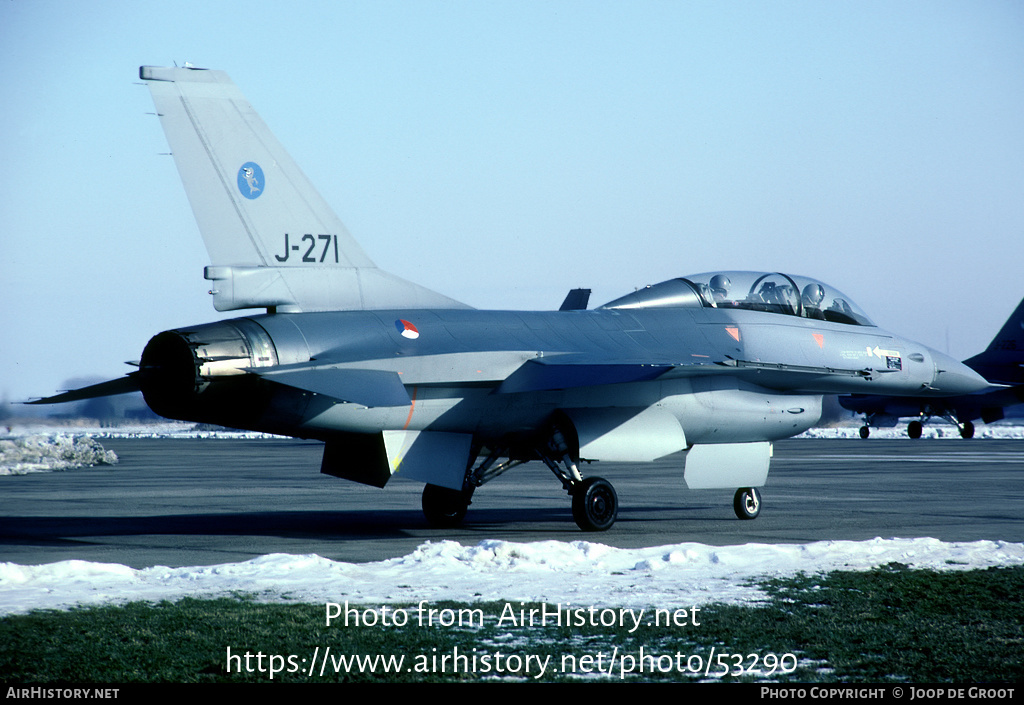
[
  {"left": 963, "top": 296, "right": 1024, "bottom": 384},
  {"left": 139, "top": 66, "right": 468, "bottom": 313}
]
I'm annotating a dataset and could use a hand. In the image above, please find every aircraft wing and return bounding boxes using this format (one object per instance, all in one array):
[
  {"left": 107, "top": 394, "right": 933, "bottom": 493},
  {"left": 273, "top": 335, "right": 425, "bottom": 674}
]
[
  {"left": 25, "top": 352, "right": 941, "bottom": 408},
  {"left": 28, "top": 365, "right": 412, "bottom": 409}
]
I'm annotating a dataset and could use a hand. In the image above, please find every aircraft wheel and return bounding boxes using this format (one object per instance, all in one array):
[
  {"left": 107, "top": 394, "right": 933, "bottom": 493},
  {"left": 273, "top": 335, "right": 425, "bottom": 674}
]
[
  {"left": 571, "top": 477, "right": 618, "bottom": 532},
  {"left": 422, "top": 484, "right": 472, "bottom": 528},
  {"left": 733, "top": 487, "right": 761, "bottom": 520},
  {"left": 907, "top": 421, "right": 923, "bottom": 439},
  {"left": 960, "top": 421, "right": 975, "bottom": 439},
  {"left": 859, "top": 426, "right": 870, "bottom": 439}
]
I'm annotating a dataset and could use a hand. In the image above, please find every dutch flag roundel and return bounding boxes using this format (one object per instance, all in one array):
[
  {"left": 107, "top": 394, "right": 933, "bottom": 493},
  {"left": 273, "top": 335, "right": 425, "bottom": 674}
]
[{"left": 395, "top": 319, "right": 420, "bottom": 339}]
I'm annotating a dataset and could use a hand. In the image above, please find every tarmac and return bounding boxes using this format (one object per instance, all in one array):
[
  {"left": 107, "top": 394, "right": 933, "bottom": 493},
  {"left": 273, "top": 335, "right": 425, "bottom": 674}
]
[{"left": 2, "top": 437, "right": 1022, "bottom": 568}]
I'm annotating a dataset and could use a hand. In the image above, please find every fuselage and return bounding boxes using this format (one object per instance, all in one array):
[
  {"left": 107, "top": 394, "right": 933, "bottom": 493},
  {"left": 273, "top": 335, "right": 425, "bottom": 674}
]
[{"left": 138, "top": 296, "right": 988, "bottom": 449}]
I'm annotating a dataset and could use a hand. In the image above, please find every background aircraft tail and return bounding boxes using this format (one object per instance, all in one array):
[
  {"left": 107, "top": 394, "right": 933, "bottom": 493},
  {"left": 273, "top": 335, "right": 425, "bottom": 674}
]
[
  {"left": 963, "top": 296, "right": 1024, "bottom": 384},
  {"left": 140, "top": 66, "right": 468, "bottom": 313}
]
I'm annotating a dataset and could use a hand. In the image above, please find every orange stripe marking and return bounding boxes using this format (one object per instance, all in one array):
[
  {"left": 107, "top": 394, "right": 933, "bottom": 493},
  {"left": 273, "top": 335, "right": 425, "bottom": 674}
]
[{"left": 402, "top": 386, "right": 418, "bottom": 430}]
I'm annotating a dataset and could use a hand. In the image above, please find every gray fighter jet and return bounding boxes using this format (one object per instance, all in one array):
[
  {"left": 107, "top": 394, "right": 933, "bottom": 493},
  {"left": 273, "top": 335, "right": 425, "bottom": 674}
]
[
  {"left": 32, "top": 66, "right": 993, "bottom": 531},
  {"left": 841, "top": 298, "right": 1024, "bottom": 439}
]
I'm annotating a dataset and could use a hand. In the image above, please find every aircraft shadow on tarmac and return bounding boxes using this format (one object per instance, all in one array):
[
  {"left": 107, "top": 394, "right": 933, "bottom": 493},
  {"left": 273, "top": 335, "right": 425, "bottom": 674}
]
[{"left": 2, "top": 502, "right": 736, "bottom": 545}]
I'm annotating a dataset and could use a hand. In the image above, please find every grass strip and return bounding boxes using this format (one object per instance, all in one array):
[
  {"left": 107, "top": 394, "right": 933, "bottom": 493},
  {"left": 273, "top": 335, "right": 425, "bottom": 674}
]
[{"left": 2, "top": 564, "right": 1021, "bottom": 682}]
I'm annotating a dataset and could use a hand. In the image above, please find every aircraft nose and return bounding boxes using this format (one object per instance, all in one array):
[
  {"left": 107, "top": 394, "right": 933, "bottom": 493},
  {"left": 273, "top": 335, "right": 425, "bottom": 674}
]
[{"left": 929, "top": 350, "right": 992, "bottom": 395}]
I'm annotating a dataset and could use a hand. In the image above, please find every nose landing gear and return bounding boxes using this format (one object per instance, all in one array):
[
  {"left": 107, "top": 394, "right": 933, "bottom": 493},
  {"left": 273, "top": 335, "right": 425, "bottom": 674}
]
[{"left": 733, "top": 487, "right": 761, "bottom": 520}]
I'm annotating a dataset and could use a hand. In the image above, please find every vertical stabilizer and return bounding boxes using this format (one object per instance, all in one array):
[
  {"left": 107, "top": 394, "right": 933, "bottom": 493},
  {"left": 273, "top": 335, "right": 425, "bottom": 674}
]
[
  {"left": 140, "top": 66, "right": 468, "bottom": 312},
  {"left": 963, "top": 297, "right": 1024, "bottom": 383}
]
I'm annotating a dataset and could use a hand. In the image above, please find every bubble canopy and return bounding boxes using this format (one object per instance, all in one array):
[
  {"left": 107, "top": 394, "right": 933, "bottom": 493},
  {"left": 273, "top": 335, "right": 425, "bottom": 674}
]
[{"left": 600, "top": 271, "right": 875, "bottom": 326}]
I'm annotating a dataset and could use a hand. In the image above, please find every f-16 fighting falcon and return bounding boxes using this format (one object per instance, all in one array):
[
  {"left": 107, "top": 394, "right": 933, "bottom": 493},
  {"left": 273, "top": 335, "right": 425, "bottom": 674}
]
[
  {"left": 33, "top": 66, "right": 993, "bottom": 531},
  {"left": 842, "top": 297, "right": 1024, "bottom": 439}
]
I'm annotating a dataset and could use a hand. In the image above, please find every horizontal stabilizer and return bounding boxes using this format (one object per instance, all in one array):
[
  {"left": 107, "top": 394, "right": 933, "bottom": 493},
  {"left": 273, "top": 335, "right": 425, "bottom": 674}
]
[
  {"left": 254, "top": 367, "right": 411, "bottom": 407},
  {"left": 28, "top": 374, "right": 140, "bottom": 405}
]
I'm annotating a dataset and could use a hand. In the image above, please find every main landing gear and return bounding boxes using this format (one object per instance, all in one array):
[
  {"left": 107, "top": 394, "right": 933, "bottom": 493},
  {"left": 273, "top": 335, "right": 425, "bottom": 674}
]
[
  {"left": 422, "top": 483, "right": 474, "bottom": 528},
  {"left": 421, "top": 428, "right": 766, "bottom": 532},
  {"left": 907, "top": 416, "right": 975, "bottom": 439},
  {"left": 421, "top": 426, "right": 622, "bottom": 532},
  {"left": 859, "top": 414, "right": 975, "bottom": 439},
  {"left": 539, "top": 426, "right": 619, "bottom": 531},
  {"left": 571, "top": 477, "right": 619, "bottom": 531}
]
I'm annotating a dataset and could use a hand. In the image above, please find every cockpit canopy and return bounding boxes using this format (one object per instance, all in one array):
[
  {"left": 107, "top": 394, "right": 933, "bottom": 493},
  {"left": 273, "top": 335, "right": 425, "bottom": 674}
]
[{"left": 601, "top": 271, "right": 874, "bottom": 326}]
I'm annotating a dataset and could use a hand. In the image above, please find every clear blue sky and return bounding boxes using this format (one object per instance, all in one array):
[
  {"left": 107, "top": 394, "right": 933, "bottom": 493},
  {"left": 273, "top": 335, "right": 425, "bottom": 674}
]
[{"left": 3, "top": 0, "right": 1023, "bottom": 403}]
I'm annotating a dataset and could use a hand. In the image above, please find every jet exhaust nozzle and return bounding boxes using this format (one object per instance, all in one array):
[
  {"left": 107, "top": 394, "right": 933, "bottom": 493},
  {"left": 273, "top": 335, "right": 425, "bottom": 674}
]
[{"left": 139, "top": 318, "right": 278, "bottom": 421}]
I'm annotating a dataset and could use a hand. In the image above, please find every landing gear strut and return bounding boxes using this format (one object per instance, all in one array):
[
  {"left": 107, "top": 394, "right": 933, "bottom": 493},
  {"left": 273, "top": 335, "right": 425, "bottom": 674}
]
[
  {"left": 421, "top": 423, "right": 623, "bottom": 531},
  {"left": 906, "top": 417, "right": 974, "bottom": 438},
  {"left": 538, "top": 424, "right": 619, "bottom": 531}
]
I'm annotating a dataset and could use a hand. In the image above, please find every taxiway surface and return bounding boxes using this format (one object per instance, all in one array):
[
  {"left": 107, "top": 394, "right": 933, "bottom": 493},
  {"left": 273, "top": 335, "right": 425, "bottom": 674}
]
[{"left": 2, "top": 438, "right": 1022, "bottom": 568}]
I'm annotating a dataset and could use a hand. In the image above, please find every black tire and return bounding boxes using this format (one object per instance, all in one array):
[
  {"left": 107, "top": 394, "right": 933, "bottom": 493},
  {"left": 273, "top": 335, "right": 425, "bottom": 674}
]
[
  {"left": 571, "top": 477, "right": 618, "bottom": 531},
  {"left": 733, "top": 487, "right": 761, "bottom": 520},
  {"left": 422, "top": 484, "right": 471, "bottom": 528},
  {"left": 960, "top": 421, "right": 975, "bottom": 439},
  {"left": 907, "top": 420, "right": 923, "bottom": 439},
  {"left": 859, "top": 425, "right": 870, "bottom": 439}
]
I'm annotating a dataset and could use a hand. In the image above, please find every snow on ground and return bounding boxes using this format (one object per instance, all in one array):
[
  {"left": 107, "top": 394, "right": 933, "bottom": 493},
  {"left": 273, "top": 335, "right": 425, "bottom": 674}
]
[
  {"left": 2, "top": 422, "right": 1021, "bottom": 616},
  {"left": 2, "top": 421, "right": 284, "bottom": 442},
  {"left": 0, "top": 423, "right": 280, "bottom": 475},
  {"left": 7, "top": 419, "right": 1024, "bottom": 448},
  {"left": 799, "top": 425, "right": 1024, "bottom": 440},
  {"left": 2, "top": 538, "right": 1022, "bottom": 616},
  {"left": 0, "top": 435, "right": 119, "bottom": 475},
  {"left": 4, "top": 421, "right": 1023, "bottom": 476}
]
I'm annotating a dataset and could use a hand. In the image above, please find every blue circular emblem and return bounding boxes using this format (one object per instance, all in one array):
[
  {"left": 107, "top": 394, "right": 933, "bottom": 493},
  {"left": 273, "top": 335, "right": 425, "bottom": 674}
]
[{"left": 237, "top": 162, "right": 264, "bottom": 200}]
